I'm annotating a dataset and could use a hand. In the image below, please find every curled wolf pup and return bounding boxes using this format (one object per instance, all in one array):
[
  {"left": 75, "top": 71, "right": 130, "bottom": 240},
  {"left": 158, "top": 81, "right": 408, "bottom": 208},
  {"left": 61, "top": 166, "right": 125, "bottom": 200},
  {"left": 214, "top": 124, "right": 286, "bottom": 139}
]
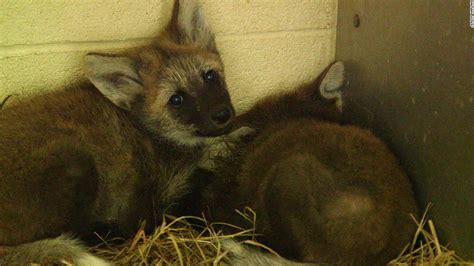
[
  {"left": 197, "top": 62, "right": 419, "bottom": 265},
  {"left": 0, "top": 0, "right": 250, "bottom": 264}
]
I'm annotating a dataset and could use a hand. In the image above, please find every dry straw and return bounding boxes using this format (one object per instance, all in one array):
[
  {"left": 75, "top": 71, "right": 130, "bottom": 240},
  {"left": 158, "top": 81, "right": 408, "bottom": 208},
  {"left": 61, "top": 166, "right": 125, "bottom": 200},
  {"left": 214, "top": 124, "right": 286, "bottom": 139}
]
[
  {"left": 91, "top": 207, "right": 279, "bottom": 265},
  {"left": 390, "top": 203, "right": 472, "bottom": 265},
  {"left": 91, "top": 204, "right": 473, "bottom": 265}
]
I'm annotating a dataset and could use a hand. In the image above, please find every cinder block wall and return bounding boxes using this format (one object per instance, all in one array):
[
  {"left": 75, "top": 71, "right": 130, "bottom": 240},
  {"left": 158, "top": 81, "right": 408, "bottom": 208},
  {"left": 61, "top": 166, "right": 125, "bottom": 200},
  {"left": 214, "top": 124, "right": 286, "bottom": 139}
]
[{"left": 0, "top": 0, "right": 337, "bottom": 113}]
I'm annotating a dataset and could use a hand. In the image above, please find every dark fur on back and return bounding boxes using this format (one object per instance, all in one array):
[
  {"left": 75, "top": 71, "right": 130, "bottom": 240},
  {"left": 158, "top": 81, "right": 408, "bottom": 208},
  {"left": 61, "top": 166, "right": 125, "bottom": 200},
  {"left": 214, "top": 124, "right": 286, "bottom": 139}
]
[{"left": 195, "top": 63, "right": 419, "bottom": 265}]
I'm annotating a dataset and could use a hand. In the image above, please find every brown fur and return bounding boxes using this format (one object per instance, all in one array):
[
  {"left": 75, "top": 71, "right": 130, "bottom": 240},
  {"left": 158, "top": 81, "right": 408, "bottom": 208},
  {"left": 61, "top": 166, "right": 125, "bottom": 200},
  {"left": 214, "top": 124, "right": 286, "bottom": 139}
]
[
  {"left": 231, "top": 62, "right": 342, "bottom": 132},
  {"left": 197, "top": 63, "right": 419, "bottom": 265},
  {"left": 0, "top": 0, "right": 234, "bottom": 264}
]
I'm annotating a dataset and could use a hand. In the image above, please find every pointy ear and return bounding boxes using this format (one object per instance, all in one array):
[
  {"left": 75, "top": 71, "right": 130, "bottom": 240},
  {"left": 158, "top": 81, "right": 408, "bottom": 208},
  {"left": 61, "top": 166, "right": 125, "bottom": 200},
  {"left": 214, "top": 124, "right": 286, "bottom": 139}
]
[
  {"left": 84, "top": 53, "right": 144, "bottom": 111},
  {"left": 319, "top": 61, "right": 345, "bottom": 111},
  {"left": 166, "top": 0, "right": 216, "bottom": 50}
]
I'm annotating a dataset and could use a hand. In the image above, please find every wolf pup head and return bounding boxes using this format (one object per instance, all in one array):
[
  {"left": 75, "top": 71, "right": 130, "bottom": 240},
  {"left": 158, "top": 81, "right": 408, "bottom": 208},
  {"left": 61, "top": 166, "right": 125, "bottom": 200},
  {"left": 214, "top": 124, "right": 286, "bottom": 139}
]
[{"left": 84, "top": 0, "right": 234, "bottom": 146}]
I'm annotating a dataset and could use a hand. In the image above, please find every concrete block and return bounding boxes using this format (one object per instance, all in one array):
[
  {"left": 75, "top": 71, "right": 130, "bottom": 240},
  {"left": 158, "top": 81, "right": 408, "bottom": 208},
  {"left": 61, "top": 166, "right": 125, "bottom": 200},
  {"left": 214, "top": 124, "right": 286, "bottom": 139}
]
[
  {"left": 218, "top": 30, "right": 336, "bottom": 112},
  {"left": 0, "top": 30, "right": 336, "bottom": 112},
  {"left": 1, "top": 1, "right": 166, "bottom": 46},
  {"left": 1, "top": 0, "right": 336, "bottom": 46},
  {"left": 0, "top": 0, "right": 337, "bottom": 112}
]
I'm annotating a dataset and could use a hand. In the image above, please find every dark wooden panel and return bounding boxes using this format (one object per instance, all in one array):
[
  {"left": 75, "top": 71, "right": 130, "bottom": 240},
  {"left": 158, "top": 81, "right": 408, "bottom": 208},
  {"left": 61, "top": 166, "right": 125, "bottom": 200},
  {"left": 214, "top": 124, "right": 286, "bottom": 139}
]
[{"left": 336, "top": 0, "right": 473, "bottom": 259}]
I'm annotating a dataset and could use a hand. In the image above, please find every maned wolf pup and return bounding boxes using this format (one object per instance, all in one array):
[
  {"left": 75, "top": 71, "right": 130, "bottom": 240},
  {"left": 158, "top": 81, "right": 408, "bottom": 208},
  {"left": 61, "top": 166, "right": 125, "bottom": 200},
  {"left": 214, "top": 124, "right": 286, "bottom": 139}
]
[
  {"left": 0, "top": 0, "right": 237, "bottom": 265},
  {"left": 198, "top": 62, "right": 419, "bottom": 265}
]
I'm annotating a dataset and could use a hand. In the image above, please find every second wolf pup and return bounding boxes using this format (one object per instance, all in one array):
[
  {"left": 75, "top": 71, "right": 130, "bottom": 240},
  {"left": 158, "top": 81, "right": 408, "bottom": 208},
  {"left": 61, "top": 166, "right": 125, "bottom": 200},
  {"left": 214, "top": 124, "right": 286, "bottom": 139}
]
[{"left": 197, "top": 62, "right": 418, "bottom": 265}]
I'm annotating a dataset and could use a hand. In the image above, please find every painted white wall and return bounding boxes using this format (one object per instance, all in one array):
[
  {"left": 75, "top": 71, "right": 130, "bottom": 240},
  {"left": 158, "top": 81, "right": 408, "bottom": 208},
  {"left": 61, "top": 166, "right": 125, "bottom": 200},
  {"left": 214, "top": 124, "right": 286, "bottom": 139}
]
[{"left": 0, "top": 0, "right": 338, "bottom": 113}]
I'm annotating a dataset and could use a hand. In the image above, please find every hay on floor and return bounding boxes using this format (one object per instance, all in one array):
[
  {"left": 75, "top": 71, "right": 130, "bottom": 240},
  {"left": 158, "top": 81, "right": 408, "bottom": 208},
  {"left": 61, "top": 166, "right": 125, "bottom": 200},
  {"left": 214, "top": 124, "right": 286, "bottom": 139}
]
[
  {"left": 389, "top": 203, "right": 472, "bottom": 265},
  {"left": 90, "top": 204, "right": 473, "bottom": 265},
  {"left": 91, "top": 208, "right": 276, "bottom": 265}
]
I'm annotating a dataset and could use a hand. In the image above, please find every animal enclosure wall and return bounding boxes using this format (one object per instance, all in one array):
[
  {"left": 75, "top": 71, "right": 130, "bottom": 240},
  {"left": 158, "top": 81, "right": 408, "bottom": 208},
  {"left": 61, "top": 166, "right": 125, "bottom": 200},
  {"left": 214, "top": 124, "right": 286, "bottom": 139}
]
[
  {"left": 336, "top": 0, "right": 473, "bottom": 259},
  {"left": 0, "top": 0, "right": 338, "bottom": 113}
]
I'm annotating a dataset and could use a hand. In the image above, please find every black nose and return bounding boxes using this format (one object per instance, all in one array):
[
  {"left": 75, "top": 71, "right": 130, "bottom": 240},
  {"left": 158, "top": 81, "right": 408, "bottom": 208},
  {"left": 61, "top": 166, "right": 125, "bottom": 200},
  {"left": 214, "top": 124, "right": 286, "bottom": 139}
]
[{"left": 211, "top": 107, "right": 233, "bottom": 125}]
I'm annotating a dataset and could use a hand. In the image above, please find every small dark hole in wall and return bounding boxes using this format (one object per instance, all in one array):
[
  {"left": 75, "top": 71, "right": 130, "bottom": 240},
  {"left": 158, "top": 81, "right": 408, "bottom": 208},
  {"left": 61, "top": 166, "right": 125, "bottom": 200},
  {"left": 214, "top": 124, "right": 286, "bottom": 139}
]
[{"left": 353, "top": 14, "right": 361, "bottom": 28}]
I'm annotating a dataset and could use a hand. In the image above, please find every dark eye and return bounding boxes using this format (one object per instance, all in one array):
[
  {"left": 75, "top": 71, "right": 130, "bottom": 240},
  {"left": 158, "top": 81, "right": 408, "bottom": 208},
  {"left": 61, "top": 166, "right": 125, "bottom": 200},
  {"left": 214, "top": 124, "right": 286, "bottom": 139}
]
[
  {"left": 169, "top": 94, "right": 183, "bottom": 107},
  {"left": 203, "top": 69, "right": 218, "bottom": 82}
]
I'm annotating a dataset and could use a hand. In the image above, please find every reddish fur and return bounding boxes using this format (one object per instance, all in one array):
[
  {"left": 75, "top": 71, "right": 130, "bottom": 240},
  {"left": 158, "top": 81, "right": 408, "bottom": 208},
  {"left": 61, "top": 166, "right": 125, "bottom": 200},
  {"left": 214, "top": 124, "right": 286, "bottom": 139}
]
[
  {"left": 0, "top": 0, "right": 230, "bottom": 256},
  {"left": 232, "top": 62, "right": 342, "bottom": 131},
  {"left": 198, "top": 64, "right": 419, "bottom": 265},
  {"left": 0, "top": 84, "right": 202, "bottom": 245}
]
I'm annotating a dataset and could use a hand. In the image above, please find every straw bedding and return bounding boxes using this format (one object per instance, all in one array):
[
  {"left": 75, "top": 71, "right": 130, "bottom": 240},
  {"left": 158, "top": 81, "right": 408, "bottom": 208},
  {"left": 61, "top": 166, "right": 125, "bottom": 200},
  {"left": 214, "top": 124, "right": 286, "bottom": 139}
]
[
  {"left": 89, "top": 208, "right": 277, "bottom": 265},
  {"left": 85, "top": 204, "right": 472, "bottom": 265},
  {"left": 389, "top": 203, "right": 471, "bottom": 265}
]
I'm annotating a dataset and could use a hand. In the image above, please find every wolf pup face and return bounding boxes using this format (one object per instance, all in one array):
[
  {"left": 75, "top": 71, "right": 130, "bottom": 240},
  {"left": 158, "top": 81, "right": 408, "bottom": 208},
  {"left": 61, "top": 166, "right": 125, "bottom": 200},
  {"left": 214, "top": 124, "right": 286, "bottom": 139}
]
[{"left": 84, "top": 0, "right": 234, "bottom": 146}]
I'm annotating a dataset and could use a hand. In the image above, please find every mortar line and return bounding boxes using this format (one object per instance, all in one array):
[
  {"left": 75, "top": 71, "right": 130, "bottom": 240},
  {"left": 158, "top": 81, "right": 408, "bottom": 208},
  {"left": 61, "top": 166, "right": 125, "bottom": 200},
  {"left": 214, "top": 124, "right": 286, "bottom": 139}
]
[
  {"left": 0, "top": 38, "right": 152, "bottom": 59},
  {"left": 0, "top": 28, "right": 334, "bottom": 59}
]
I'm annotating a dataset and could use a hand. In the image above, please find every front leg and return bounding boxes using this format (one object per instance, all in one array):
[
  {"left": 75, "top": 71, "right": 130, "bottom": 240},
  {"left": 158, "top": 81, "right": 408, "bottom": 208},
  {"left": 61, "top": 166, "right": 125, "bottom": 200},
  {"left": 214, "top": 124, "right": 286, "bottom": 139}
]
[{"left": 199, "top": 126, "right": 256, "bottom": 170}]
